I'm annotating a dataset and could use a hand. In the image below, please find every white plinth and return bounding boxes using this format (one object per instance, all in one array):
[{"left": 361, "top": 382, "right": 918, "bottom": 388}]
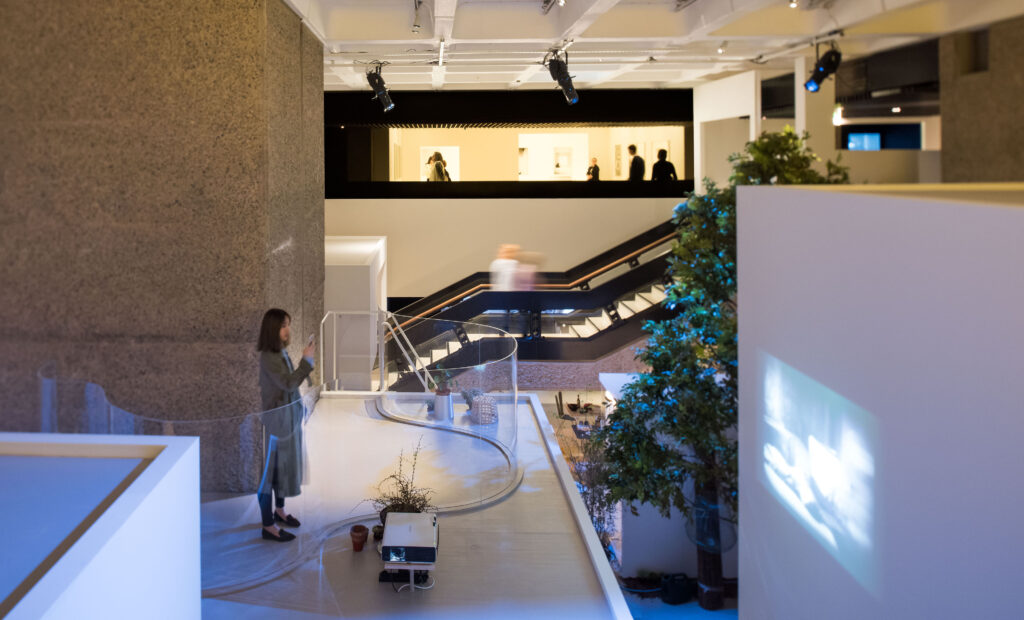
[{"left": 1, "top": 433, "right": 200, "bottom": 620}]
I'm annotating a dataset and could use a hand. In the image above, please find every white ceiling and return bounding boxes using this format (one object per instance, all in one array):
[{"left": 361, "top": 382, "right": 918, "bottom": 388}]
[{"left": 287, "top": 0, "right": 1024, "bottom": 91}]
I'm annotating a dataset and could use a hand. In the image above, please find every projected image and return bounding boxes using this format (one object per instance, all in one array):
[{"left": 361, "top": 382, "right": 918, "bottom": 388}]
[{"left": 760, "top": 353, "right": 877, "bottom": 588}]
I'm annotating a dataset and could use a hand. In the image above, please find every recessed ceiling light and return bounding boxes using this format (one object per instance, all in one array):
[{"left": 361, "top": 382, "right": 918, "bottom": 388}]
[
  {"left": 891, "top": 106, "right": 902, "bottom": 113},
  {"left": 789, "top": 1, "right": 798, "bottom": 8}
]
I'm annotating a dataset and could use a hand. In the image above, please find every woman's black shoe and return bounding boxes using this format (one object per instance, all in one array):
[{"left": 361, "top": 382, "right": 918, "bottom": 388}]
[
  {"left": 274, "top": 512, "right": 301, "bottom": 527},
  {"left": 262, "top": 528, "right": 296, "bottom": 542}
]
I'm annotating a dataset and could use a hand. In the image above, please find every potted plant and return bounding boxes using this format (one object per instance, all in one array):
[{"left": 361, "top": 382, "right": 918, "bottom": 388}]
[
  {"left": 368, "top": 438, "right": 436, "bottom": 527},
  {"left": 433, "top": 366, "right": 456, "bottom": 421}
]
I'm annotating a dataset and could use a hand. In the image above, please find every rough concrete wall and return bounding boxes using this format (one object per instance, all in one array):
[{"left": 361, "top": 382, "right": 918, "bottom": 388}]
[
  {"left": 265, "top": 0, "right": 325, "bottom": 384},
  {"left": 940, "top": 15, "right": 1024, "bottom": 182},
  {"left": 0, "top": 1, "right": 323, "bottom": 438}
]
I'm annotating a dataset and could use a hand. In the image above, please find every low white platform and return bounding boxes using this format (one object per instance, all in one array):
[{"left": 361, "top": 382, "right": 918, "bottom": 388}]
[
  {"left": 1, "top": 433, "right": 200, "bottom": 619},
  {"left": 204, "top": 392, "right": 629, "bottom": 618}
]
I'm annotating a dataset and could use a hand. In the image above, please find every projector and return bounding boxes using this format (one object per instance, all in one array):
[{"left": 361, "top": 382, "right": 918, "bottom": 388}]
[{"left": 381, "top": 512, "right": 438, "bottom": 563}]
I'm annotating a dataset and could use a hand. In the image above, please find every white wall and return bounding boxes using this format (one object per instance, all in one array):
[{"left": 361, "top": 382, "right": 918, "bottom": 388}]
[
  {"left": 326, "top": 197, "right": 682, "bottom": 297},
  {"left": 842, "top": 150, "right": 944, "bottom": 184},
  {"left": 620, "top": 503, "right": 738, "bottom": 580},
  {"left": 323, "top": 237, "right": 385, "bottom": 390},
  {"left": 518, "top": 133, "right": 589, "bottom": 181},
  {"left": 737, "top": 184, "right": 1024, "bottom": 620},
  {"left": 694, "top": 70, "right": 762, "bottom": 193},
  {"left": 702, "top": 118, "right": 750, "bottom": 188},
  {"left": 325, "top": 265, "right": 371, "bottom": 313}
]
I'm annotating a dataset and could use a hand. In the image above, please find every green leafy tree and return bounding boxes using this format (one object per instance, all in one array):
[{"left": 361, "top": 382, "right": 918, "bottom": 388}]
[{"left": 593, "top": 128, "right": 847, "bottom": 609}]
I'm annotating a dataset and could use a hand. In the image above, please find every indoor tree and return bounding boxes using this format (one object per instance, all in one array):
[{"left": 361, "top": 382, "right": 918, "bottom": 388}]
[{"left": 593, "top": 128, "right": 848, "bottom": 609}]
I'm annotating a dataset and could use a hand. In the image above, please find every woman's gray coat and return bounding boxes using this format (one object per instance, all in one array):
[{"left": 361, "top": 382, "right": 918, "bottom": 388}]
[{"left": 259, "top": 349, "right": 313, "bottom": 498}]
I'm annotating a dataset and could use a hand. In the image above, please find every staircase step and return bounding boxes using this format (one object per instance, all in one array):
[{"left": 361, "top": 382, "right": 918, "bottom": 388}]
[
  {"left": 571, "top": 323, "right": 598, "bottom": 338},
  {"left": 592, "top": 312, "right": 612, "bottom": 330},
  {"left": 635, "top": 291, "right": 661, "bottom": 306}
]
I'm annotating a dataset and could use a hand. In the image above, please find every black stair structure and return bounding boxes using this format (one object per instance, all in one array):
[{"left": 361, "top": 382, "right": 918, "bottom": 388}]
[{"left": 383, "top": 220, "right": 681, "bottom": 391}]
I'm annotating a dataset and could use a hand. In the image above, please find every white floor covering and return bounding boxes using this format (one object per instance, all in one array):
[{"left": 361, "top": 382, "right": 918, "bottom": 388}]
[{"left": 202, "top": 393, "right": 616, "bottom": 618}]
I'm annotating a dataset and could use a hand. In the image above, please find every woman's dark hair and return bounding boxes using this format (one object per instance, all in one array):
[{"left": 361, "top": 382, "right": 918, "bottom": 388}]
[{"left": 257, "top": 308, "right": 290, "bottom": 352}]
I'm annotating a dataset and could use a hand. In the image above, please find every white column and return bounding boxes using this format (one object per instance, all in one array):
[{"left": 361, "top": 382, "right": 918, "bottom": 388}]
[{"left": 693, "top": 70, "right": 763, "bottom": 194}]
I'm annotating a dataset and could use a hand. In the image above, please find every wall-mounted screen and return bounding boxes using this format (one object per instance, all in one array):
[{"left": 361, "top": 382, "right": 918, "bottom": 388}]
[
  {"left": 847, "top": 133, "right": 881, "bottom": 151},
  {"left": 759, "top": 353, "right": 878, "bottom": 591}
]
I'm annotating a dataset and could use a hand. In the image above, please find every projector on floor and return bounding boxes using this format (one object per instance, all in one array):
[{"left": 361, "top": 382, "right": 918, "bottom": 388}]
[{"left": 381, "top": 512, "right": 438, "bottom": 563}]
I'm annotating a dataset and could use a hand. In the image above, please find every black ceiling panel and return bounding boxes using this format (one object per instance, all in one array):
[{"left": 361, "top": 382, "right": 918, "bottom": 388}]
[{"left": 325, "top": 89, "right": 694, "bottom": 127}]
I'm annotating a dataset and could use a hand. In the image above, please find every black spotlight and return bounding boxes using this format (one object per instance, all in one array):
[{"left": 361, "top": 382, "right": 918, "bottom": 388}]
[
  {"left": 366, "top": 65, "right": 395, "bottom": 112},
  {"left": 804, "top": 47, "right": 841, "bottom": 93},
  {"left": 546, "top": 51, "right": 579, "bottom": 105}
]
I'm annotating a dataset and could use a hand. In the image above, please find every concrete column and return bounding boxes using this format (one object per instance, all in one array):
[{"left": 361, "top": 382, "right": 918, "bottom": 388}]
[
  {"left": 939, "top": 15, "right": 1024, "bottom": 181},
  {"left": 0, "top": 1, "right": 324, "bottom": 443}
]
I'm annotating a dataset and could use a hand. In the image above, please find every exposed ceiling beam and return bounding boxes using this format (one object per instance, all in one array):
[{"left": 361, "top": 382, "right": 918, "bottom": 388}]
[
  {"left": 508, "top": 63, "right": 545, "bottom": 88},
  {"left": 431, "top": 1, "right": 458, "bottom": 89},
  {"left": 506, "top": 1, "right": 622, "bottom": 89},
  {"left": 556, "top": 0, "right": 623, "bottom": 41}
]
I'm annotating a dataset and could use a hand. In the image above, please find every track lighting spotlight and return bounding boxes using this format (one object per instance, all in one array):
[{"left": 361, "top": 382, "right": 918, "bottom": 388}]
[
  {"left": 545, "top": 50, "right": 578, "bottom": 105},
  {"left": 804, "top": 47, "right": 841, "bottom": 92},
  {"left": 717, "top": 41, "right": 727, "bottom": 54},
  {"left": 366, "top": 65, "right": 395, "bottom": 112}
]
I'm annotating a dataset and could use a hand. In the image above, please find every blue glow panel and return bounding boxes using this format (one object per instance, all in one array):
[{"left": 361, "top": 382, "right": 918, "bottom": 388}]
[
  {"left": 759, "top": 353, "right": 878, "bottom": 591},
  {"left": 0, "top": 455, "right": 144, "bottom": 604},
  {"left": 847, "top": 133, "right": 881, "bottom": 151}
]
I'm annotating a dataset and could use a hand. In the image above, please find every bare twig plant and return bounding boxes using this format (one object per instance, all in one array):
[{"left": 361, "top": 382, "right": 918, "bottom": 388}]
[{"left": 368, "top": 437, "right": 437, "bottom": 520}]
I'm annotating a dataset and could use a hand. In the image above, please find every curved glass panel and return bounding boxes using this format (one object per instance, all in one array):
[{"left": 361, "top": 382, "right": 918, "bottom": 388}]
[
  {"left": 376, "top": 313, "right": 518, "bottom": 457},
  {"left": 31, "top": 309, "right": 522, "bottom": 602},
  {"left": 37, "top": 362, "right": 322, "bottom": 593}
]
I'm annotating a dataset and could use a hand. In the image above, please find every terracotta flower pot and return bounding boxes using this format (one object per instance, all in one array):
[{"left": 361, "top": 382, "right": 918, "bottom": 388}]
[{"left": 350, "top": 524, "right": 369, "bottom": 551}]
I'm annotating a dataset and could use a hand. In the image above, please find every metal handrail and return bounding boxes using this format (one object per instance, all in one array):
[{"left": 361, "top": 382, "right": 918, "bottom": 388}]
[
  {"left": 398, "top": 231, "right": 677, "bottom": 328},
  {"left": 384, "top": 316, "right": 434, "bottom": 392}
]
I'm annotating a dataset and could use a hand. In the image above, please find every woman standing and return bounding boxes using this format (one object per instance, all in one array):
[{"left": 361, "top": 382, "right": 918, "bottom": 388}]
[
  {"left": 256, "top": 308, "right": 315, "bottom": 542},
  {"left": 427, "top": 151, "right": 451, "bottom": 182}
]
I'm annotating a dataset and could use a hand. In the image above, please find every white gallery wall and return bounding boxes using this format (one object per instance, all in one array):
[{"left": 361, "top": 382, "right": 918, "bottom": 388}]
[
  {"left": 737, "top": 184, "right": 1024, "bottom": 619},
  {"left": 323, "top": 237, "right": 385, "bottom": 390},
  {"left": 326, "top": 197, "right": 682, "bottom": 297},
  {"left": 693, "top": 70, "right": 761, "bottom": 193}
]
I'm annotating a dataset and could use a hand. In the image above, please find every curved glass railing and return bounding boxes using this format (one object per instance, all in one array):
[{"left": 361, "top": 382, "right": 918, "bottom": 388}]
[
  {"left": 37, "top": 362, "right": 323, "bottom": 594},
  {"left": 380, "top": 313, "right": 519, "bottom": 459},
  {"left": 31, "top": 310, "right": 521, "bottom": 599}
]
